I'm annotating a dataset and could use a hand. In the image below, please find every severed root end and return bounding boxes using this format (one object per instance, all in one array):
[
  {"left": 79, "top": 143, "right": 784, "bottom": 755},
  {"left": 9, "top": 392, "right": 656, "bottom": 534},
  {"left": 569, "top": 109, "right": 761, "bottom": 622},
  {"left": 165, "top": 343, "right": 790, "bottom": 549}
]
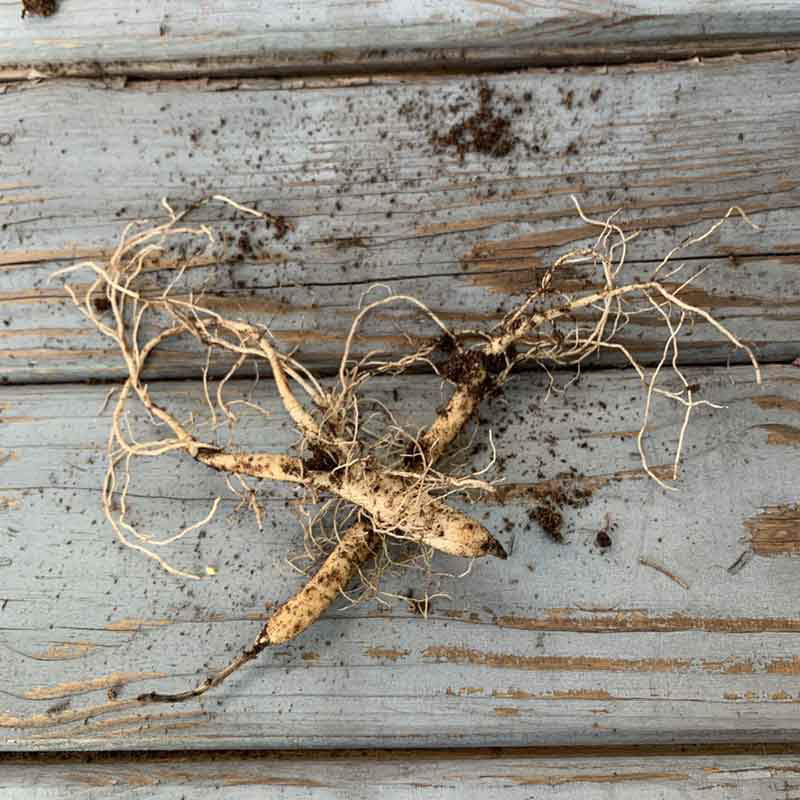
[{"left": 137, "top": 643, "right": 266, "bottom": 704}]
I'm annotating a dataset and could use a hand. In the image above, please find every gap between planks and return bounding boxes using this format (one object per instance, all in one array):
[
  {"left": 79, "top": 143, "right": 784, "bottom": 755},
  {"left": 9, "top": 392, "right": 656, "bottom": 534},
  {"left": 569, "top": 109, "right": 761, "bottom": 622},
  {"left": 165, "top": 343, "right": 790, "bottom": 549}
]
[
  {"left": 3, "top": 37, "right": 800, "bottom": 84},
  {"left": 3, "top": 742, "right": 800, "bottom": 764}
]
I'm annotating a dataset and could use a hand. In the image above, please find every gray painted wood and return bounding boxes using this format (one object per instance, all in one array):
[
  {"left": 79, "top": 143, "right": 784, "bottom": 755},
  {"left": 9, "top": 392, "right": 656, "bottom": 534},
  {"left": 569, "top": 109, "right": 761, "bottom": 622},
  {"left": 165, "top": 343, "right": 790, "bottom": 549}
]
[
  {"left": 1, "top": 364, "right": 799, "bottom": 750},
  {"left": 3, "top": 1, "right": 800, "bottom": 78},
  {"left": 2, "top": 52, "right": 800, "bottom": 384},
  {"left": 3, "top": 749, "right": 800, "bottom": 798}
]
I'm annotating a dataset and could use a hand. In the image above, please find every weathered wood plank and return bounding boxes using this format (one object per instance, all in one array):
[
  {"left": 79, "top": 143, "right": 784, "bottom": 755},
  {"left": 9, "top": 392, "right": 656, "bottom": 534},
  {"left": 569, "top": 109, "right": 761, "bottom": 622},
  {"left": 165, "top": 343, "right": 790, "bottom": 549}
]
[
  {"left": 4, "top": 1, "right": 800, "bottom": 79},
  {"left": 2, "top": 52, "right": 800, "bottom": 384},
  {"left": 1, "top": 364, "right": 799, "bottom": 749},
  {"left": 3, "top": 748, "right": 800, "bottom": 798}
]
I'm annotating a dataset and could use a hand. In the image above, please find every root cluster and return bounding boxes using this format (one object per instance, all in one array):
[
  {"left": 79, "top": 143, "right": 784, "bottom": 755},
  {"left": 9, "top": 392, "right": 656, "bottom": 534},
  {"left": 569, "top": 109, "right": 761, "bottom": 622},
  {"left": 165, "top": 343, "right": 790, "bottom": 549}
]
[{"left": 52, "top": 194, "right": 759, "bottom": 707}]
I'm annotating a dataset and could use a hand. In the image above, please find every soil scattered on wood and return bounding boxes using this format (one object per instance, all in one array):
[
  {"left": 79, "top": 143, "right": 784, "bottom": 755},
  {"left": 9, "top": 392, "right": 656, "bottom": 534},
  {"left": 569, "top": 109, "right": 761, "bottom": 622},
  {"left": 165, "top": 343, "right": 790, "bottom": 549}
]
[
  {"left": 530, "top": 503, "right": 564, "bottom": 542},
  {"left": 527, "top": 482, "right": 593, "bottom": 543},
  {"left": 431, "top": 83, "right": 517, "bottom": 161},
  {"left": 399, "top": 81, "right": 540, "bottom": 163}
]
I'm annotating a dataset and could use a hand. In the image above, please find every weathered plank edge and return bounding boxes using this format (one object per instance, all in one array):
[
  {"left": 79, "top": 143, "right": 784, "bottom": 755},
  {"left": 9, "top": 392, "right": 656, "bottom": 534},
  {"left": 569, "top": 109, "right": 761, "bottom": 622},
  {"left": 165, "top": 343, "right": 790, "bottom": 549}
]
[
  {"left": 3, "top": 50, "right": 800, "bottom": 384},
  {"left": 7, "top": 35, "right": 800, "bottom": 82},
  {"left": 2, "top": 746, "right": 800, "bottom": 799}
]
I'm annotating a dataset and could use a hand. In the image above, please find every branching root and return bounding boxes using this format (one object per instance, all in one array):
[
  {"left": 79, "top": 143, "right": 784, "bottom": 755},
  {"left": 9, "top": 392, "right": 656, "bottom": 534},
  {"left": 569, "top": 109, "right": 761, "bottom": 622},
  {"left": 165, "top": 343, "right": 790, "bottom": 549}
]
[{"left": 44, "top": 193, "right": 761, "bottom": 711}]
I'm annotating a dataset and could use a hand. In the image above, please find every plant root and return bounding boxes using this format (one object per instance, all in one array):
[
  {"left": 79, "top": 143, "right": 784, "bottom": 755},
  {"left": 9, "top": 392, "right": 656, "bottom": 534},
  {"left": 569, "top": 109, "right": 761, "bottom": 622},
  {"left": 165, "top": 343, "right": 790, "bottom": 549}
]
[{"left": 43, "top": 193, "right": 762, "bottom": 714}]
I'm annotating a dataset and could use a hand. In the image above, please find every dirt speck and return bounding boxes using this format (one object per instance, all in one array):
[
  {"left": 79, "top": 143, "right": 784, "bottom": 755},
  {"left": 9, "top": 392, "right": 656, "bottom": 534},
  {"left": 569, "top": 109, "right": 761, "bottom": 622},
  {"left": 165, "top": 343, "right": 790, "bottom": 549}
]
[{"left": 595, "top": 530, "right": 612, "bottom": 548}]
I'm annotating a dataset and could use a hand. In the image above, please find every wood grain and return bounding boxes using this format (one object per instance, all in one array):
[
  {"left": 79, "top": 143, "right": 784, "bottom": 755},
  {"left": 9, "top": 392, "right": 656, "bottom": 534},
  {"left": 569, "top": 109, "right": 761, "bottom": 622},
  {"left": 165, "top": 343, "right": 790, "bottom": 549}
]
[
  {"left": 1, "top": 51, "right": 800, "bottom": 385},
  {"left": 3, "top": 1, "right": 800, "bottom": 79},
  {"left": 3, "top": 748, "right": 800, "bottom": 798},
  {"left": 1, "top": 364, "right": 799, "bottom": 750}
]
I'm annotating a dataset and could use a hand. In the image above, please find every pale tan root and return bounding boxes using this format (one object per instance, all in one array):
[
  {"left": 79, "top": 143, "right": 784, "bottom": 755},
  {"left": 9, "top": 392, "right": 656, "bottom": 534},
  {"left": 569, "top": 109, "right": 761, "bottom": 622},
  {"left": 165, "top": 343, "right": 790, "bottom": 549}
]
[
  {"left": 313, "top": 464, "right": 505, "bottom": 559},
  {"left": 196, "top": 450, "right": 306, "bottom": 484},
  {"left": 139, "top": 521, "right": 377, "bottom": 704},
  {"left": 260, "top": 521, "right": 377, "bottom": 645},
  {"left": 417, "top": 379, "right": 486, "bottom": 466},
  {"left": 199, "top": 450, "right": 505, "bottom": 559}
]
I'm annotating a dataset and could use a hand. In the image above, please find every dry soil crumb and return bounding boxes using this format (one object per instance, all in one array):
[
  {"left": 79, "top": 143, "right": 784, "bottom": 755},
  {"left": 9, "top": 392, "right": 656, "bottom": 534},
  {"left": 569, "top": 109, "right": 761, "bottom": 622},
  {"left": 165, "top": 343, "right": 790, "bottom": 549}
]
[
  {"left": 530, "top": 503, "right": 564, "bottom": 542},
  {"left": 527, "top": 481, "right": 593, "bottom": 543},
  {"left": 22, "top": 0, "right": 57, "bottom": 17}
]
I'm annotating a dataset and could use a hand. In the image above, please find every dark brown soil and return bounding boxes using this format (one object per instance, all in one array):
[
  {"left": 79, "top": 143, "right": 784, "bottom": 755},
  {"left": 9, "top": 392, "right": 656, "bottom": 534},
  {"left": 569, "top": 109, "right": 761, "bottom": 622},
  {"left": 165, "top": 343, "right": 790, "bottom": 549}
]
[
  {"left": 237, "top": 230, "right": 253, "bottom": 254},
  {"left": 438, "top": 345, "right": 511, "bottom": 386},
  {"left": 268, "top": 214, "right": 290, "bottom": 241},
  {"left": 439, "top": 349, "right": 487, "bottom": 386},
  {"left": 529, "top": 503, "right": 564, "bottom": 542},
  {"left": 595, "top": 530, "right": 612, "bottom": 548},
  {"left": 22, "top": 0, "right": 57, "bottom": 17},
  {"left": 303, "top": 446, "right": 337, "bottom": 473},
  {"left": 526, "top": 481, "right": 594, "bottom": 543},
  {"left": 434, "top": 333, "right": 456, "bottom": 355},
  {"left": 594, "top": 515, "right": 617, "bottom": 550}
]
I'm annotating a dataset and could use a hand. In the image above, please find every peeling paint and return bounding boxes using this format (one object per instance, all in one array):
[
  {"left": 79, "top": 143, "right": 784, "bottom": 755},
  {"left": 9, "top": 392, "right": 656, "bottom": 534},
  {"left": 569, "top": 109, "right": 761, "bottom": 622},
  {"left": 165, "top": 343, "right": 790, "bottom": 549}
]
[
  {"left": 422, "top": 645, "right": 793, "bottom": 675},
  {"left": 752, "top": 394, "right": 800, "bottom": 413},
  {"left": 0, "top": 247, "right": 105, "bottom": 269},
  {"left": 492, "top": 688, "right": 613, "bottom": 700},
  {"left": 366, "top": 647, "right": 410, "bottom": 662},
  {"left": 29, "top": 641, "right": 98, "bottom": 661},
  {"left": 746, "top": 505, "right": 800, "bottom": 556},
  {"left": 500, "top": 770, "right": 690, "bottom": 787},
  {"left": 495, "top": 608, "right": 800, "bottom": 634},
  {"left": 28, "top": 710, "right": 207, "bottom": 740},
  {"left": 0, "top": 496, "right": 20, "bottom": 511},
  {"left": 104, "top": 618, "right": 172, "bottom": 632},
  {"left": 446, "top": 687, "right": 484, "bottom": 697},
  {"left": 22, "top": 671, "right": 167, "bottom": 700},
  {"left": 753, "top": 423, "right": 800, "bottom": 446}
]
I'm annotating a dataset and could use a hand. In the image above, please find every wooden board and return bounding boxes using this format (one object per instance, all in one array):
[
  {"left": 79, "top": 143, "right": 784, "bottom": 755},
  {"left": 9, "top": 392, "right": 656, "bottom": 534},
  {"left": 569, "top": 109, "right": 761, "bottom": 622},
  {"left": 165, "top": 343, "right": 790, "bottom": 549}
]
[
  {"left": 1, "top": 363, "right": 799, "bottom": 750},
  {"left": 3, "top": 747, "right": 800, "bottom": 798},
  {"left": 2, "top": 52, "right": 800, "bottom": 385},
  {"left": 4, "top": 1, "right": 800, "bottom": 79}
]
